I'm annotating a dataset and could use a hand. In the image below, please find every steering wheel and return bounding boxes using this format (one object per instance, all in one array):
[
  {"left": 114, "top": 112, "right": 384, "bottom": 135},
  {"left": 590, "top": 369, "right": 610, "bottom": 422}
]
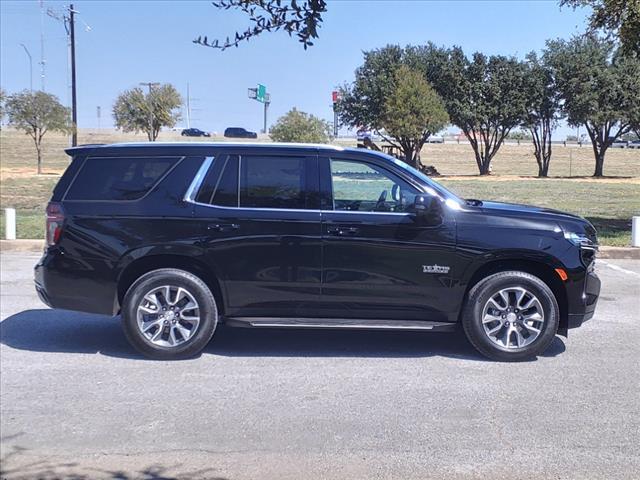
[{"left": 375, "top": 189, "right": 388, "bottom": 211}]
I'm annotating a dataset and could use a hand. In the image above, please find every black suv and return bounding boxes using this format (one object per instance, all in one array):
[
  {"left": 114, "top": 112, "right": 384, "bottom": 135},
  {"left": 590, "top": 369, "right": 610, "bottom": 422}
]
[
  {"left": 181, "top": 128, "right": 210, "bottom": 137},
  {"left": 224, "top": 127, "right": 258, "bottom": 139},
  {"left": 35, "top": 143, "right": 600, "bottom": 361}
]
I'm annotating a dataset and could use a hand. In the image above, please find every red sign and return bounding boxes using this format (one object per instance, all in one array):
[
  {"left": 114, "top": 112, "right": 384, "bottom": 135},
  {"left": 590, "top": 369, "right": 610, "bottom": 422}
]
[{"left": 332, "top": 91, "right": 341, "bottom": 103}]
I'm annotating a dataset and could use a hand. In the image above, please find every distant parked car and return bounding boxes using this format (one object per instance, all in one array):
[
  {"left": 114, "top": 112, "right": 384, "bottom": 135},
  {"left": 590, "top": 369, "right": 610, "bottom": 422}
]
[
  {"left": 626, "top": 140, "right": 640, "bottom": 149},
  {"left": 181, "top": 128, "right": 210, "bottom": 137},
  {"left": 224, "top": 127, "right": 258, "bottom": 139},
  {"left": 427, "top": 136, "right": 444, "bottom": 144}
]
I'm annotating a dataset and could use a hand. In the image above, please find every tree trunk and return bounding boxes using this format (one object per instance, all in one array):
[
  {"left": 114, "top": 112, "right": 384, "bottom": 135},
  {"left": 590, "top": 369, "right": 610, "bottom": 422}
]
[
  {"left": 36, "top": 147, "right": 42, "bottom": 175},
  {"left": 593, "top": 150, "right": 606, "bottom": 177}
]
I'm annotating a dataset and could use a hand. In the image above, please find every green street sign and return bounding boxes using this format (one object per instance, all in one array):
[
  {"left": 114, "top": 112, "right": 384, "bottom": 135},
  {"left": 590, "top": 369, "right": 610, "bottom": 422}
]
[{"left": 257, "top": 84, "right": 267, "bottom": 103}]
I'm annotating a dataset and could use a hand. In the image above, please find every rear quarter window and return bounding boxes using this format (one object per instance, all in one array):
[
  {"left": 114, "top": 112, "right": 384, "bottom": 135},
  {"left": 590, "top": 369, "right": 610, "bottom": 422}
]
[{"left": 65, "top": 156, "right": 179, "bottom": 201}]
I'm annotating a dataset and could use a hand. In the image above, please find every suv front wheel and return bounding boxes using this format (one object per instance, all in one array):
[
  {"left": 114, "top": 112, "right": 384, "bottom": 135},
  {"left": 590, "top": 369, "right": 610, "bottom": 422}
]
[
  {"left": 122, "top": 268, "right": 218, "bottom": 360},
  {"left": 462, "top": 271, "right": 559, "bottom": 361}
]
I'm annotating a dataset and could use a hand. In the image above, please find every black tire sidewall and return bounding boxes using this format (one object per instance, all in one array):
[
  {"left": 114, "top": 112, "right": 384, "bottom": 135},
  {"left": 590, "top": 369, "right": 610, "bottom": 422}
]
[
  {"left": 463, "top": 272, "right": 559, "bottom": 361},
  {"left": 122, "top": 269, "right": 217, "bottom": 360}
]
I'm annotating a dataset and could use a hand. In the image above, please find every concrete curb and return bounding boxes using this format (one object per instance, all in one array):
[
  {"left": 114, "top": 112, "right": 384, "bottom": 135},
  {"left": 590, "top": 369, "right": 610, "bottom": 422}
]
[{"left": 1, "top": 239, "right": 639, "bottom": 259}]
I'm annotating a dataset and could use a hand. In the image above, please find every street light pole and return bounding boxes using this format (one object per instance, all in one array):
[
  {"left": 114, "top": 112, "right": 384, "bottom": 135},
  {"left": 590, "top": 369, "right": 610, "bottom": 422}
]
[
  {"left": 140, "top": 82, "right": 160, "bottom": 141},
  {"left": 19, "top": 44, "right": 33, "bottom": 92},
  {"left": 69, "top": 4, "right": 78, "bottom": 146}
]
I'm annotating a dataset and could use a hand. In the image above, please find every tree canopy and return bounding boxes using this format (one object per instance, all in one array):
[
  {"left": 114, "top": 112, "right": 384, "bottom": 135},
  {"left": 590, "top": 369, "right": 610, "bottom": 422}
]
[
  {"left": 336, "top": 46, "right": 448, "bottom": 167},
  {"left": 560, "top": 0, "right": 640, "bottom": 54},
  {"left": 112, "top": 84, "right": 182, "bottom": 141},
  {"left": 6, "top": 90, "right": 71, "bottom": 174},
  {"left": 195, "top": 0, "right": 327, "bottom": 50},
  {"left": 544, "top": 35, "right": 640, "bottom": 176},
  {"left": 269, "top": 108, "right": 332, "bottom": 143},
  {"left": 428, "top": 48, "right": 529, "bottom": 175}
]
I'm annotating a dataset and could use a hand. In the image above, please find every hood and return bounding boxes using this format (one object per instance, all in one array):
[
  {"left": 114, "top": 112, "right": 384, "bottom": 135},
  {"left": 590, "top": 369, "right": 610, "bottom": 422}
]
[{"left": 476, "top": 200, "right": 597, "bottom": 242}]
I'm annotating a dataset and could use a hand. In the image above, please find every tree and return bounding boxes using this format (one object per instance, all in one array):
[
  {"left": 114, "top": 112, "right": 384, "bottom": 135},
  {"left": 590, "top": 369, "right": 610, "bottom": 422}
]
[
  {"left": 336, "top": 46, "right": 449, "bottom": 167},
  {"left": 379, "top": 65, "right": 449, "bottom": 167},
  {"left": 269, "top": 108, "right": 332, "bottom": 143},
  {"left": 429, "top": 48, "right": 529, "bottom": 175},
  {"left": 6, "top": 90, "right": 71, "bottom": 174},
  {"left": 522, "top": 52, "right": 562, "bottom": 177},
  {"left": 560, "top": 0, "right": 640, "bottom": 55},
  {"left": 544, "top": 35, "right": 640, "bottom": 176},
  {"left": 113, "top": 84, "right": 182, "bottom": 141},
  {"left": 195, "top": 0, "right": 327, "bottom": 50}
]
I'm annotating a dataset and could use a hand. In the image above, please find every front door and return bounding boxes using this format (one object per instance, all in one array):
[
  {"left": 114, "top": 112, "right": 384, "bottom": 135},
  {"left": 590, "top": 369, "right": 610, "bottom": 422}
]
[
  {"left": 319, "top": 156, "right": 458, "bottom": 322},
  {"left": 192, "top": 151, "right": 321, "bottom": 318}
]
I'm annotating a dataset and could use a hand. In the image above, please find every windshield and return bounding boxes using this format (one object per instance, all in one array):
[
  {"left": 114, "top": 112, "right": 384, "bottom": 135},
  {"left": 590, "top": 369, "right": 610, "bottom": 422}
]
[{"left": 367, "top": 151, "right": 465, "bottom": 206}]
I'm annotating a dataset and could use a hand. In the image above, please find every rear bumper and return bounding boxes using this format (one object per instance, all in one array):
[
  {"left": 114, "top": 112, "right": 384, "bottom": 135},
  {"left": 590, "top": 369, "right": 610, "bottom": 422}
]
[{"left": 34, "top": 248, "right": 118, "bottom": 315}]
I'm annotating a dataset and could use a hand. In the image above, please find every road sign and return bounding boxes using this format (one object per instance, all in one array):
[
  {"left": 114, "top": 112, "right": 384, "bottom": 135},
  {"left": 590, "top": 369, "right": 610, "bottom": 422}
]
[
  {"left": 332, "top": 90, "right": 341, "bottom": 103},
  {"left": 257, "top": 84, "right": 267, "bottom": 103}
]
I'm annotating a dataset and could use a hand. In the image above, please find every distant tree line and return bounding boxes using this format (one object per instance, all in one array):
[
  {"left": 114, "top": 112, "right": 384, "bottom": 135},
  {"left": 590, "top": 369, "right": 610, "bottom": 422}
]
[{"left": 336, "top": 36, "right": 640, "bottom": 177}]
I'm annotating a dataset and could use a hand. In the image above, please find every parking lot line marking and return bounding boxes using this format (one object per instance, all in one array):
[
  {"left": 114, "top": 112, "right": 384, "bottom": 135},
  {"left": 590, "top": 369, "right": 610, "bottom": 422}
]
[{"left": 599, "top": 261, "right": 640, "bottom": 278}]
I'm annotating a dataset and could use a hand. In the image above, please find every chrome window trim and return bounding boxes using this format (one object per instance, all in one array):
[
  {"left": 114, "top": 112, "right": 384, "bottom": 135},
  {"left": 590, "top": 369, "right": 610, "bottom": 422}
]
[
  {"left": 183, "top": 156, "right": 214, "bottom": 203},
  {"left": 183, "top": 154, "right": 409, "bottom": 216}
]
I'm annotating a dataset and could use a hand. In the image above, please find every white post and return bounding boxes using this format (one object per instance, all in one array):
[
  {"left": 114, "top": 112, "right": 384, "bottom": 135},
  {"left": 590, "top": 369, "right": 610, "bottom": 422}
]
[
  {"left": 632, "top": 216, "right": 640, "bottom": 248},
  {"left": 5, "top": 208, "right": 16, "bottom": 240}
]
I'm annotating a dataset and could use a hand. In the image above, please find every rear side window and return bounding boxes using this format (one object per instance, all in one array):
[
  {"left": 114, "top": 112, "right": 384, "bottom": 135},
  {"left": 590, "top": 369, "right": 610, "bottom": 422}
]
[
  {"left": 240, "top": 156, "right": 307, "bottom": 209},
  {"left": 195, "top": 155, "right": 239, "bottom": 207},
  {"left": 65, "top": 156, "right": 177, "bottom": 201}
]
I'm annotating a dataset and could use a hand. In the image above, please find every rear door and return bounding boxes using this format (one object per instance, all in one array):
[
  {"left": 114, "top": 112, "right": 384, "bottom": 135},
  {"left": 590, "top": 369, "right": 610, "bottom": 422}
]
[
  {"left": 319, "top": 155, "right": 458, "bottom": 322},
  {"left": 191, "top": 149, "right": 322, "bottom": 318}
]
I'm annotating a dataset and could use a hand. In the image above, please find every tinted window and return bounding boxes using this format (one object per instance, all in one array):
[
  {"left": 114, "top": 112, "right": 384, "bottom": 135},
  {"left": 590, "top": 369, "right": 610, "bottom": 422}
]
[
  {"left": 240, "top": 156, "right": 307, "bottom": 209},
  {"left": 66, "top": 156, "right": 176, "bottom": 201},
  {"left": 330, "top": 159, "right": 419, "bottom": 212},
  {"left": 195, "top": 155, "right": 239, "bottom": 207}
]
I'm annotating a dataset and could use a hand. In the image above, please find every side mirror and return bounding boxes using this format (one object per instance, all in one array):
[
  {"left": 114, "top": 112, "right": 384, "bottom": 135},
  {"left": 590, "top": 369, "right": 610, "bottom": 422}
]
[
  {"left": 412, "top": 194, "right": 443, "bottom": 225},
  {"left": 413, "top": 195, "right": 434, "bottom": 213}
]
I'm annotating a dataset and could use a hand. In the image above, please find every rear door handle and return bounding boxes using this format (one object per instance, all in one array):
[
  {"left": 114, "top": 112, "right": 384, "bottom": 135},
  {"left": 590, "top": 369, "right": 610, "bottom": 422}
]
[{"left": 208, "top": 223, "right": 240, "bottom": 232}]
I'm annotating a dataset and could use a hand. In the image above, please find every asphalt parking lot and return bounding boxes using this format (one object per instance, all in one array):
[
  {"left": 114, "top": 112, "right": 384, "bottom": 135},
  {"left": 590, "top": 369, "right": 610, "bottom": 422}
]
[{"left": 1, "top": 251, "right": 639, "bottom": 480}]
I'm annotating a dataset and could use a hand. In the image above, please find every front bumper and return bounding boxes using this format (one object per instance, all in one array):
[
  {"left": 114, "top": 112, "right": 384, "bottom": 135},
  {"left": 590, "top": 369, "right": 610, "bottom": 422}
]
[{"left": 567, "top": 268, "right": 600, "bottom": 330}]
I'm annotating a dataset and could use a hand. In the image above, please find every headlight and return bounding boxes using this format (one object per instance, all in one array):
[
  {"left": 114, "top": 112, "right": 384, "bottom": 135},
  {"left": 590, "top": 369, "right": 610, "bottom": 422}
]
[
  {"left": 563, "top": 232, "right": 597, "bottom": 249},
  {"left": 564, "top": 232, "right": 597, "bottom": 267}
]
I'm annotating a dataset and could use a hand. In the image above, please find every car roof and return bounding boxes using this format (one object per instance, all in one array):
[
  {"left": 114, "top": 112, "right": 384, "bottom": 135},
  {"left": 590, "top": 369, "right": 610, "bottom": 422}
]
[{"left": 65, "top": 142, "right": 353, "bottom": 156}]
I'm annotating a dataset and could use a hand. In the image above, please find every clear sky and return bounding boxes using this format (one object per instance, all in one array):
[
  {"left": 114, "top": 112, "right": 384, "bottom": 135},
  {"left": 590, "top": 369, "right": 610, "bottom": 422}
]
[{"left": 1, "top": 0, "right": 590, "bottom": 136}]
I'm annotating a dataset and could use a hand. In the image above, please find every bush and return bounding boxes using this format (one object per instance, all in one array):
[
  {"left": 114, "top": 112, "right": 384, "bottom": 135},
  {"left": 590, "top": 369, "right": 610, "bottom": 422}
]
[{"left": 269, "top": 108, "right": 332, "bottom": 143}]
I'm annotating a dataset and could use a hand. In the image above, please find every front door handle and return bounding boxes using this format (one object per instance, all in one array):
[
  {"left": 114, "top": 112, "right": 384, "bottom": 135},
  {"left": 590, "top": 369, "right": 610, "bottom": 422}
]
[
  {"left": 327, "top": 226, "right": 359, "bottom": 236},
  {"left": 208, "top": 223, "right": 240, "bottom": 232}
]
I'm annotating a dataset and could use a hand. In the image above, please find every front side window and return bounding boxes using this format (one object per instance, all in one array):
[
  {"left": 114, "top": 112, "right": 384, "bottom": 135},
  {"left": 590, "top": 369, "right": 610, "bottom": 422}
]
[
  {"left": 330, "top": 159, "right": 419, "bottom": 212},
  {"left": 65, "top": 156, "right": 177, "bottom": 201},
  {"left": 240, "top": 156, "right": 308, "bottom": 209}
]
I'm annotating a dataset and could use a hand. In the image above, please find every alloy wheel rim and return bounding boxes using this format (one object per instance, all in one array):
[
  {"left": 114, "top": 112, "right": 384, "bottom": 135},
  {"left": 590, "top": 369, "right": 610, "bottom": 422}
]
[
  {"left": 481, "top": 287, "right": 545, "bottom": 349},
  {"left": 136, "top": 285, "right": 201, "bottom": 348}
]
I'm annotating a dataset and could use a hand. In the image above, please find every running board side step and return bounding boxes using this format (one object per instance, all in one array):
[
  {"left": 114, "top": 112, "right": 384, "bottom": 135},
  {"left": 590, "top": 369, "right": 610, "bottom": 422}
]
[{"left": 223, "top": 317, "right": 456, "bottom": 331}]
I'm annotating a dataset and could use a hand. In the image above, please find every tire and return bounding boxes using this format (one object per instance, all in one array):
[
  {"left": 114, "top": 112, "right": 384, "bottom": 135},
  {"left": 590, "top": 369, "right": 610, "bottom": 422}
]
[
  {"left": 462, "top": 271, "right": 559, "bottom": 362},
  {"left": 121, "top": 268, "right": 218, "bottom": 360}
]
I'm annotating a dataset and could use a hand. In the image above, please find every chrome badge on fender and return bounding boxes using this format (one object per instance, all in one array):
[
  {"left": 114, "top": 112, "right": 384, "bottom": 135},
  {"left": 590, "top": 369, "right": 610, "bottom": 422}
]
[{"left": 423, "top": 264, "right": 450, "bottom": 274}]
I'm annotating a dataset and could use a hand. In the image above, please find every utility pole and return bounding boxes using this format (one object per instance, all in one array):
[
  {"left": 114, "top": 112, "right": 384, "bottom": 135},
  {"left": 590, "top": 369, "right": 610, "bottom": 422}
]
[
  {"left": 69, "top": 4, "right": 77, "bottom": 146},
  {"left": 186, "top": 82, "right": 191, "bottom": 129},
  {"left": 140, "top": 82, "right": 160, "bottom": 141},
  {"left": 97, "top": 106, "right": 101, "bottom": 130},
  {"left": 40, "top": 0, "right": 46, "bottom": 91},
  {"left": 19, "top": 44, "right": 33, "bottom": 92}
]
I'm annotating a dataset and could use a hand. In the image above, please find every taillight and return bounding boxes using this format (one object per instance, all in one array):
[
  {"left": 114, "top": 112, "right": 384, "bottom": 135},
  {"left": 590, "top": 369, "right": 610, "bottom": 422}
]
[{"left": 46, "top": 202, "right": 65, "bottom": 246}]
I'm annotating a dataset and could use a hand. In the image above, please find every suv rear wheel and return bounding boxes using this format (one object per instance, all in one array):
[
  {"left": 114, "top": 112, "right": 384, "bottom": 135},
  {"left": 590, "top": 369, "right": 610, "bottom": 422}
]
[
  {"left": 122, "top": 268, "right": 218, "bottom": 359},
  {"left": 462, "top": 271, "right": 559, "bottom": 361}
]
